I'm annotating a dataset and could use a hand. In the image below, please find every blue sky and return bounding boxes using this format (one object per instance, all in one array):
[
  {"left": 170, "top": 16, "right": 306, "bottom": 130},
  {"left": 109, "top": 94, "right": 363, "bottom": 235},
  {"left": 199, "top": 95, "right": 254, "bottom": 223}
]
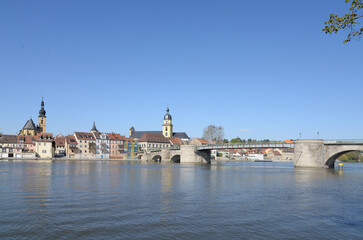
[{"left": 1, "top": 0, "right": 362, "bottom": 140}]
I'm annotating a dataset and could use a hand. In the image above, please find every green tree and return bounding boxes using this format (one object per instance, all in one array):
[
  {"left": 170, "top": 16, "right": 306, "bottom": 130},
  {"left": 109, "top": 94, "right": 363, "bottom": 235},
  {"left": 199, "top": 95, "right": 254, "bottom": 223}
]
[
  {"left": 323, "top": 0, "right": 363, "bottom": 43},
  {"left": 339, "top": 151, "right": 361, "bottom": 162},
  {"left": 230, "top": 137, "right": 243, "bottom": 144}
]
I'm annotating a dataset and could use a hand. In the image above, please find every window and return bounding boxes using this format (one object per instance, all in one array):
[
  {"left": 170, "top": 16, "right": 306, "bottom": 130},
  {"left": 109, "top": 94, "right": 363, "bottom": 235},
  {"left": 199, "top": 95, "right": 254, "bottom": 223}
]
[{"left": 42, "top": 150, "right": 46, "bottom": 153}]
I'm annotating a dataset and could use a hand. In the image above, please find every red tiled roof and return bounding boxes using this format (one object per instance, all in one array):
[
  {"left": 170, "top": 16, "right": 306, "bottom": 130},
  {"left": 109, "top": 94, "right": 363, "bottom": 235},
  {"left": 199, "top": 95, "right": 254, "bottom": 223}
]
[
  {"left": 0, "top": 134, "right": 18, "bottom": 143},
  {"left": 169, "top": 137, "right": 183, "bottom": 145},
  {"left": 273, "top": 150, "right": 282, "bottom": 156},
  {"left": 17, "top": 135, "right": 36, "bottom": 144},
  {"left": 123, "top": 137, "right": 135, "bottom": 142},
  {"left": 190, "top": 138, "right": 215, "bottom": 145},
  {"left": 74, "top": 132, "right": 95, "bottom": 140},
  {"left": 139, "top": 133, "right": 169, "bottom": 143},
  {"left": 107, "top": 133, "right": 123, "bottom": 141},
  {"left": 66, "top": 135, "right": 77, "bottom": 144},
  {"left": 35, "top": 133, "right": 53, "bottom": 142},
  {"left": 55, "top": 135, "right": 65, "bottom": 147},
  {"left": 194, "top": 138, "right": 207, "bottom": 144}
]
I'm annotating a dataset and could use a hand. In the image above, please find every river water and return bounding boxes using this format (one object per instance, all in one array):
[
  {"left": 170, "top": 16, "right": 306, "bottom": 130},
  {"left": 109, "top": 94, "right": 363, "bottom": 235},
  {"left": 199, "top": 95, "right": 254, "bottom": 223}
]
[{"left": 0, "top": 160, "right": 362, "bottom": 239}]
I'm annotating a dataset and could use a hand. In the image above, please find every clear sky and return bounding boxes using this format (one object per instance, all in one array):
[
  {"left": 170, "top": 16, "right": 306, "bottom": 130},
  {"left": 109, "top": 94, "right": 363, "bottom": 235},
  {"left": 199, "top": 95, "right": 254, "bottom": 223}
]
[{"left": 1, "top": 0, "right": 362, "bottom": 140}]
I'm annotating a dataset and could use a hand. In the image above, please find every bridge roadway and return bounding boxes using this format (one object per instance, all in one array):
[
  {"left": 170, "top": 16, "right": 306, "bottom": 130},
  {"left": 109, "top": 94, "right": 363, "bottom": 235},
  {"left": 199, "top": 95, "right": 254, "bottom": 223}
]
[{"left": 196, "top": 143, "right": 294, "bottom": 151}]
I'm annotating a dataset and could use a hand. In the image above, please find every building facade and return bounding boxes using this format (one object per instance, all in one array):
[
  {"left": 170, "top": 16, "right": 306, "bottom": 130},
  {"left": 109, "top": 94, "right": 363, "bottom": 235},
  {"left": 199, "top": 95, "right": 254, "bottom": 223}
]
[
  {"left": 74, "top": 132, "right": 96, "bottom": 158},
  {"left": 108, "top": 133, "right": 124, "bottom": 159},
  {"left": 34, "top": 133, "right": 54, "bottom": 158},
  {"left": 65, "top": 135, "right": 78, "bottom": 158},
  {"left": 55, "top": 135, "right": 66, "bottom": 156},
  {"left": 139, "top": 133, "right": 170, "bottom": 151}
]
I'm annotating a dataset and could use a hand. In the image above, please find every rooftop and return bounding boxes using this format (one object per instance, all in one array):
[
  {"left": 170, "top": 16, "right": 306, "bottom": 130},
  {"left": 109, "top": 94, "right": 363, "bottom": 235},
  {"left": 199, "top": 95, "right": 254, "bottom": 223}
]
[{"left": 139, "top": 133, "right": 169, "bottom": 143}]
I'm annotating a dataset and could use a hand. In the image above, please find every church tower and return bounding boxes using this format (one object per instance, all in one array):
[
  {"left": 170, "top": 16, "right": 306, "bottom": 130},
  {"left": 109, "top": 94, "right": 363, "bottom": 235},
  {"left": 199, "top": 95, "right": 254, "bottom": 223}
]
[
  {"left": 38, "top": 98, "right": 47, "bottom": 133},
  {"left": 162, "top": 107, "right": 173, "bottom": 138},
  {"left": 91, "top": 121, "right": 98, "bottom": 132}
]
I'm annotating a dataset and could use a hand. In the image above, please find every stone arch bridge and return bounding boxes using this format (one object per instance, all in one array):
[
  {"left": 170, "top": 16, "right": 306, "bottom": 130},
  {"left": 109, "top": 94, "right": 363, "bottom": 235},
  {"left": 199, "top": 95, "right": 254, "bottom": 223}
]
[
  {"left": 138, "top": 143, "right": 294, "bottom": 164},
  {"left": 138, "top": 145, "right": 212, "bottom": 163},
  {"left": 294, "top": 140, "right": 363, "bottom": 168},
  {"left": 138, "top": 141, "right": 363, "bottom": 168}
]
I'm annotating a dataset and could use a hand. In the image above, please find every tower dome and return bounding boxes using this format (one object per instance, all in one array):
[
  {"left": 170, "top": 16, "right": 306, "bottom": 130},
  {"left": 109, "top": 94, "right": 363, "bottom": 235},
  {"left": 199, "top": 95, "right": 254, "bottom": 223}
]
[{"left": 164, "top": 107, "right": 172, "bottom": 120}]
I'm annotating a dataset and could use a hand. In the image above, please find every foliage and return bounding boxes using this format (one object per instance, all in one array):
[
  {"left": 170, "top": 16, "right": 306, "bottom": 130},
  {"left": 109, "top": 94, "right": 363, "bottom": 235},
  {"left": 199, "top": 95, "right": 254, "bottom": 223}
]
[
  {"left": 229, "top": 137, "right": 279, "bottom": 144},
  {"left": 202, "top": 125, "right": 224, "bottom": 141},
  {"left": 230, "top": 137, "right": 244, "bottom": 144},
  {"left": 339, "top": 151, "right": 363, "bottom": 162},
  {"left": 323, "top": 0, "right": 363, "bottom": 43}
]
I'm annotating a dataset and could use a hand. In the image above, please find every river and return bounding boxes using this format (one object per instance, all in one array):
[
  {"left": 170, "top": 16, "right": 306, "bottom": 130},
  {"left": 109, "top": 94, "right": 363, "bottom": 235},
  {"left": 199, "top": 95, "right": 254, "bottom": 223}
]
[{"left": 0, "top": 160, "right": 362, "bottom": 239}]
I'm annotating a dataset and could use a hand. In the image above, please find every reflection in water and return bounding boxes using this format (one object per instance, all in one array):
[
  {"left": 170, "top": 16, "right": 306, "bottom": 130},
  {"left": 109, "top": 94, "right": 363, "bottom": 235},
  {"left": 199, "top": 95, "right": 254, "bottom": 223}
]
[
  {"left": 160, "top": 165, "right": 173, "bottom": 221},
  {"left": 0, "top": 161, "right": 363, "bottom": 239}
]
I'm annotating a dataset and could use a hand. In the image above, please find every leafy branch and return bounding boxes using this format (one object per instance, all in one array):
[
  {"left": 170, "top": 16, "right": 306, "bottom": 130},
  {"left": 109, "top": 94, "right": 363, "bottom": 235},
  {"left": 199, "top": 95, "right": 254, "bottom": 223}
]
[{"left": 323, "top": 0, "right": 363, "bottom": 43}]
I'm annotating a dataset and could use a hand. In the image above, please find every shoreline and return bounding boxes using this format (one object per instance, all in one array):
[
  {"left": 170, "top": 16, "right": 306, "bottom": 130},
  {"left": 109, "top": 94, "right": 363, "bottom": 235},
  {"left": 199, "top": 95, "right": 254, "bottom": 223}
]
[{"left": 0, "top": 157, "right": 140, "bottom": 162}]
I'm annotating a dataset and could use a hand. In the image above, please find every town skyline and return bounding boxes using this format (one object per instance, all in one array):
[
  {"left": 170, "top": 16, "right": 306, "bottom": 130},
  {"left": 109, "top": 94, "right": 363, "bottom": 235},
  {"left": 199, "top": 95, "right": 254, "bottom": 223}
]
[
  {"left": 1, "top": 1, "right": 363, "bottom": 140},
  {"left": 1, "top": 96, "right": 362, "bottom": 141}
]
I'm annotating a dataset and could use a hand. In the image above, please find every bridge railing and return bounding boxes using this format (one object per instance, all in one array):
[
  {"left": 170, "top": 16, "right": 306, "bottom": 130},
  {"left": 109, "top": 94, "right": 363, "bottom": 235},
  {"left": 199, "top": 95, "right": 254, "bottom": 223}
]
[
  {"left": 324, "top": 139, "right": 363, "bottom": 144},
  {"left": 196, "top": 143, "right": 294, "bottom": 150}
]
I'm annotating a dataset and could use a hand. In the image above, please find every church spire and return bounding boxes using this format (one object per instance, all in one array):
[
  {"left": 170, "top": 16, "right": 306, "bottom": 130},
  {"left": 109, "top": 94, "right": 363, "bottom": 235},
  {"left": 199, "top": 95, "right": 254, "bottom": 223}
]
[
  {"left": 91, "top": 121, "right": 98, "bottom": 132},
  {"left": 38, "top": 97, "right": 46, "bottom": 117}
]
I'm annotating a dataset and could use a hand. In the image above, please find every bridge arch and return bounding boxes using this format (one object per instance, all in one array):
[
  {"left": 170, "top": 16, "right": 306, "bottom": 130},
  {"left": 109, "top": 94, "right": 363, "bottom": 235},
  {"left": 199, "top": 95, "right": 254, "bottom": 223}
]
[
  {"left": 295, "top": 140, "right": 363, "bottom": 168},
  {"left": 171, "top": 154, "right": 181, "bottom": 163},
  {"left": 152, "top": 155, "right": 162, "bottom": 162},
  {"left": 324, "top": 144, "right": 363, "bottom": 168},
  {"left": 325, "top": 150, "right": 360, "bottom": 168}
]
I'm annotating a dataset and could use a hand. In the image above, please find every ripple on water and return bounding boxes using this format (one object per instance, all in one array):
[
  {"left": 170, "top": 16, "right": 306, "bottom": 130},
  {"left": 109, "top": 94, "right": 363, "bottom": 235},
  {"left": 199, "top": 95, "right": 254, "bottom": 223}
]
[{"left": 1, "top": 161, "right": 363, "bottom": 239}]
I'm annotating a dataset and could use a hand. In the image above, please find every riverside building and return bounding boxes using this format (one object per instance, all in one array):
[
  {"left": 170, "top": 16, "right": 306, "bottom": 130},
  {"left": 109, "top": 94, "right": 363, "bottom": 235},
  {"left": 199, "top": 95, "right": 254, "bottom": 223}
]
[{"left": 129, "top": 107, "right": 190, "bottom": 150}]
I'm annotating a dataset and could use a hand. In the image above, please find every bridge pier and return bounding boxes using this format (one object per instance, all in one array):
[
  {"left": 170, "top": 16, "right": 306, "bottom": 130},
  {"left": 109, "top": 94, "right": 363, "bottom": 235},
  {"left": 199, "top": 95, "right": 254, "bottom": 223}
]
[
  {"left": 180, "top": 145, "right": 210, "bottom": 163},
  {"left": 294, "top": 140, "right": 326, "bottom": 168}
]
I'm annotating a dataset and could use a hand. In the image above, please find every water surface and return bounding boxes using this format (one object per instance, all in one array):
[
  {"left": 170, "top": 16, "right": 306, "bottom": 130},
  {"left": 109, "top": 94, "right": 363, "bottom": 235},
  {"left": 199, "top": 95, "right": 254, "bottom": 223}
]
[{"left": 0, "top": 160, "right": 362, "bottom": 239}]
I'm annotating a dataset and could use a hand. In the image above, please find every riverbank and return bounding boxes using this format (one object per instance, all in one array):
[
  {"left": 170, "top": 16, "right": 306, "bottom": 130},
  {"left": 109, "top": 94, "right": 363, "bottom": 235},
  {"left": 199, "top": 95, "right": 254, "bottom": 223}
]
[{"left": 0, "top": 157, "right": 140, "bottom": 162}]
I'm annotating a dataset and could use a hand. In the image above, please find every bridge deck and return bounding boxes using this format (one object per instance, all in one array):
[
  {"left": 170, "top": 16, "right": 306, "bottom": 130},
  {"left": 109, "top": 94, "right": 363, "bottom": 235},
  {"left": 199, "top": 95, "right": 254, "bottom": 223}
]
[
  {"left": 323, "top": 140, "right": 363, "bottom": 145},
  {"left": 196, "top": 143, "right": 294, "bottom": 151}
]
